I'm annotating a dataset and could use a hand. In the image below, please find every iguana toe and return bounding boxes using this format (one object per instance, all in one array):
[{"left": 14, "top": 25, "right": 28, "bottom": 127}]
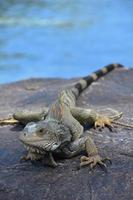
[
  {"left": 20, "top": 152, "right": 42, "bottom": 162},
  {"left": 94, "top": 116, "right": 113, "bottom": 131},
  {"left": 80, "top": 155, "right": 111, "bottom": 171}
]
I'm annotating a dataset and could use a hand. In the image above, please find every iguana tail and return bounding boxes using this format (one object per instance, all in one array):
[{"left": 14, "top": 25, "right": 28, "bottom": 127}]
[{"left": 72, "top": 63, "right": 124, "bottom": 98}]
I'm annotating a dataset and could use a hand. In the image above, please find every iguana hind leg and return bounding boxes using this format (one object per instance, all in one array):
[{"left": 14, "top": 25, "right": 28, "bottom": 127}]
[
  {"left": 13, "top": 110, "right": 47, "bottom": 123},
  {"left": 70, "top": 106, "right": 123, "bottom": 130},
  {"left": 0, "top": 107, "right": 48, "bottom": 125}
]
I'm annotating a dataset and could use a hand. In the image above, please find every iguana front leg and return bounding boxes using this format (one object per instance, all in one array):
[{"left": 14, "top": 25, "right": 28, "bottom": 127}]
[
  {"left": 70, "top": 106, "right": 122, "bottom": 130},
  {"left": 0, "top": 107, "right": 49, "bottom": 125},
  {"left": 80, "top": 136, "right": 110, "bottom": 169},
  {"left": 21, "top": 150, "right": 57, "bottom": 167},
  {"left": 62, "top": 132, "right": 110, "bottom": 169},
  {"left": 20, "top": 151, "right": 43, "bottom": 162}
]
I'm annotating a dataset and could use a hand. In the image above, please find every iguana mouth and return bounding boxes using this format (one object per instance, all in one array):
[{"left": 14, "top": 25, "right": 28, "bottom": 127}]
[{"left": 20, "top": 136, "right": 59, "bottom": 152}]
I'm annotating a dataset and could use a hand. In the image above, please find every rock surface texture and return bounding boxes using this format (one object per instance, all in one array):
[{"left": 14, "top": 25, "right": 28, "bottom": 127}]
[{"left": 0, "top": 68, "right": 133, "bottom": 200}]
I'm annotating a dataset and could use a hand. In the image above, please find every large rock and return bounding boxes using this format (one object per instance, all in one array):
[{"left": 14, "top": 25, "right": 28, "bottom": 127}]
[{"left": 0, "top": 68, "right": 133, "bottom": 200}]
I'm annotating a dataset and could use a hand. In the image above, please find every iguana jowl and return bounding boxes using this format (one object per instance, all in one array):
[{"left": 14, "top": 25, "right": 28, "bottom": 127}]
[{"left": 3, "top": 64, "right": 126, "bottom": 168}]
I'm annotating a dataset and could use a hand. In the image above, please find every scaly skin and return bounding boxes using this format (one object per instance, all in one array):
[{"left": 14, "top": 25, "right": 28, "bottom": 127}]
[{"left": 1, "top": 64, "right": 127, "bottom": 169}]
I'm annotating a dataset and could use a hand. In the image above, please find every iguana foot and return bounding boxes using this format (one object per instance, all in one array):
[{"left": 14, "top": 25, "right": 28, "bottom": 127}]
[
  {"left": 43, "top": 152, "right": 58, "bottom": 168},
  {"left": 20, "top": 152, "right": 42, "bottom": 162},
  {"left": 94, "top": 116, "right": 113, "bottom": 131},
  {"left": 94, "top": 112, "right": 123, "bottom": 131},
  {"left": 80, "top": 155, "right": 111, "bottom": 170},
  {"left": 0, "top": 117, "right": 19, "bottom": 125}
]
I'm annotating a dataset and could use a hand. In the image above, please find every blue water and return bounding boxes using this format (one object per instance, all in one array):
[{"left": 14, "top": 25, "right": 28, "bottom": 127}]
[{"left": 0, "top": 0, "right": 133, "bottom": 84}]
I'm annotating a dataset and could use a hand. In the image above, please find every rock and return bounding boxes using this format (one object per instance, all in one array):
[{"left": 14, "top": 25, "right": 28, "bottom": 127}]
[{"left": 0, "top": 68, "right": 133, "bottom": 200}]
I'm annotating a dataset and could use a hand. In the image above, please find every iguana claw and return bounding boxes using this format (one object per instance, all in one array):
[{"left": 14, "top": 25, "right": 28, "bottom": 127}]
[
  {"left": 94, "top": 112, "right": 123, "bottom": 131},
  {"left": 20, "top": 152, "right": 42, "bottom": 162},
  {"left": 0, "top": 117, "right": 19, "bottom": 125},
  {"left": 94, "top": 116, "right": 112, "bottom": 129},
  {"left": 80, "top": 155, "right": 111, "bottom": 170}
]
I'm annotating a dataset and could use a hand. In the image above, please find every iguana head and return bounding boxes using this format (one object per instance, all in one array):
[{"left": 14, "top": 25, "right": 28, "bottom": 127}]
[{"left": 19, "top": 119, "right": 71, "bottom": 153}]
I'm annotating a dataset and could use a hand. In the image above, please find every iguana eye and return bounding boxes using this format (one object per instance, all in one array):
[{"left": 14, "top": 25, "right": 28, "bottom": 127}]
[
  {"left": 39, "top": 128, "right": 43, "bottom": 133},
  {"left": 37, "top": 128, "right": 44, "bottom": 136}
]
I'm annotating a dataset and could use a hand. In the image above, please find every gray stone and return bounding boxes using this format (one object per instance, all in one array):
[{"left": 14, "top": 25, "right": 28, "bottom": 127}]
[{"left": 0, "top": 68, "right": 133, "bottom": 200}]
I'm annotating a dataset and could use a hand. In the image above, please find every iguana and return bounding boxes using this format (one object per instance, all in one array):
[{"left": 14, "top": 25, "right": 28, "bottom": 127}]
[{"left": 1, "top": 64, "right": 132, "bottom": 169}]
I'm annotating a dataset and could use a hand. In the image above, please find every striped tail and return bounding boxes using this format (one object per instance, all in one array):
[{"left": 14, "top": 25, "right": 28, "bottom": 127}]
[{"left": 72, "top": 63, "right": 124, "bottom": 98}]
